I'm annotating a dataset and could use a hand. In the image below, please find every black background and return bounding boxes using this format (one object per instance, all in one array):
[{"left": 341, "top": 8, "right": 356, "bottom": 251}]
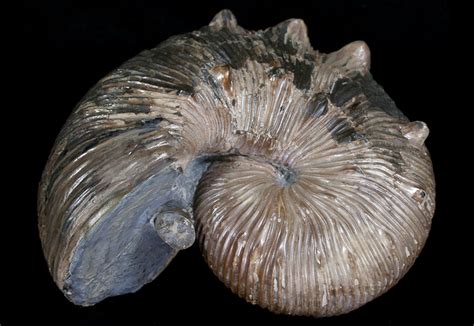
[{"left": 6, "top": 0, "right": 465, "bottom": 325}]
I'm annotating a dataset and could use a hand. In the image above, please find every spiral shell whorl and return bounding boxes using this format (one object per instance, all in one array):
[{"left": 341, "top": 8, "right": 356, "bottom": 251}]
[
  {"left": 38, "top": 10, "right": 435, "bottom": 314},
  {"left": 194, "top": 75, "right": 434, "bottom": 315},
  {"left": 191, "top": 13, "right": 434, "bottom": 316}
]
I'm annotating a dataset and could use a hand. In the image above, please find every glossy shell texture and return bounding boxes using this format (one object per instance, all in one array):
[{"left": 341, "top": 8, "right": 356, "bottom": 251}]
[{"left": 38, "top": 10, "right": 435, "bottom": 316}]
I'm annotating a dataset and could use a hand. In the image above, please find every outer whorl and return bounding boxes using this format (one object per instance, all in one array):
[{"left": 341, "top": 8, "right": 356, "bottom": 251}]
[{"left": 38, "top": 10, "right": 435, "bottom": 316}]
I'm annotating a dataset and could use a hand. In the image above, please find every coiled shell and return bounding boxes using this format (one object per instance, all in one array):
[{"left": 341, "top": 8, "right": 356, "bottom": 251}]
[{"left": 38, "top": 10, "right": 435, "bottom": 316}]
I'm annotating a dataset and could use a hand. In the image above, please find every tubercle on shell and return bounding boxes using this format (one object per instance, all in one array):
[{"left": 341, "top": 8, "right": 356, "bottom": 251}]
[
  {"left": 38, "top": 9, "right": 435, "bottom": 316},
  {"left": 152, "top": 201, "right": 195, "bottom": 250}
]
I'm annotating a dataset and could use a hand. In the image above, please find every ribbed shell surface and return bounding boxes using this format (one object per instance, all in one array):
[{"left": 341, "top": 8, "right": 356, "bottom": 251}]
[{"left": 38, "top": 10, "right": 435, "bottom": 315}]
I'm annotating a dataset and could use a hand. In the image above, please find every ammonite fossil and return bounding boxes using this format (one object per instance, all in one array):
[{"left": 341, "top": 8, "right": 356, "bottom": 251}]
[{"left": 38, "top": 10, "right": 435, "bottom": 317}]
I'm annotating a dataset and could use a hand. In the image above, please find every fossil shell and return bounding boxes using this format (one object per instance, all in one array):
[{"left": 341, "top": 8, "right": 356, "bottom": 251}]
[{"left": 38, "top": 10, "right": 435, "bottom": 316}]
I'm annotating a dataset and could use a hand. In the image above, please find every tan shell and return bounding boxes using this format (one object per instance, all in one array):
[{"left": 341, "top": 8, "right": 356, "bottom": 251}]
[{"left": 38, "top": 10, "right": 435, "bottom": 316}]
